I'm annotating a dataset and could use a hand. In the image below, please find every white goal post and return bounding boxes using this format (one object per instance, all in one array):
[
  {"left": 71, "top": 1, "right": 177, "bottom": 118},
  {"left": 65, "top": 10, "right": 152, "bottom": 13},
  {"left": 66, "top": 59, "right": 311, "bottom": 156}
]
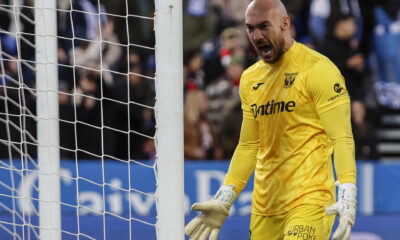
[
  {"left": 35, "top": 0, "right": 61, "bottom": 239},
  {"left": 154, "top": 0, "right": 184, "bottom": 239},
  {"left": 0, "top": 0, "right": 184, "bottom": 239}
]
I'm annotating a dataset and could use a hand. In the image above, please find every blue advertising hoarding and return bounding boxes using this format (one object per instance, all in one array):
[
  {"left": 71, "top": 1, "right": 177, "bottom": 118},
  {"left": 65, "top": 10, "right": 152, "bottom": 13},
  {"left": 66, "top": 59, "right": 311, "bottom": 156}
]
[{"left": 0, "top": 160, "right": 399, "bottom": 239}]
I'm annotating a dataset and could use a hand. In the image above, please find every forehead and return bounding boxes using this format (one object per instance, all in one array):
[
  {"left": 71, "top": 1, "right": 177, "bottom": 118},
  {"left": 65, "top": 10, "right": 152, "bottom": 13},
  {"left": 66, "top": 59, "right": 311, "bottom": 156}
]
[{"left": 245, "top": 5, "right": 277, "bottom": 26}]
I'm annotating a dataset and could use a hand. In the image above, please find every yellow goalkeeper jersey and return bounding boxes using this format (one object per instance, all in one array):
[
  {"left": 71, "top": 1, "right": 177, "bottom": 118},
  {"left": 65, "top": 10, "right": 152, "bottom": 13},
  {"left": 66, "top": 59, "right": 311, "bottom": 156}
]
[{"left": 240, "top": 41, "right": 350, "bottom": 216}]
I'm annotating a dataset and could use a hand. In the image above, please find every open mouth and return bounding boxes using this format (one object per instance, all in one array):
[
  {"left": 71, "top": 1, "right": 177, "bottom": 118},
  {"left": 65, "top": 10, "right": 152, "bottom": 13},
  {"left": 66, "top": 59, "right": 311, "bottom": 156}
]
[{"left": 259, "top": 45, "right": 272, "bottom": 55}]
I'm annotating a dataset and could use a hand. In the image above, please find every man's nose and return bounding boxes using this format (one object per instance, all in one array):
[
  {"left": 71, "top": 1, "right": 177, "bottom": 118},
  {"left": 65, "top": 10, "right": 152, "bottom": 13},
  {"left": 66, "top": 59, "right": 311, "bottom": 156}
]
[{"left": 252, "top": 29, "right": 264, "bottom": 41}]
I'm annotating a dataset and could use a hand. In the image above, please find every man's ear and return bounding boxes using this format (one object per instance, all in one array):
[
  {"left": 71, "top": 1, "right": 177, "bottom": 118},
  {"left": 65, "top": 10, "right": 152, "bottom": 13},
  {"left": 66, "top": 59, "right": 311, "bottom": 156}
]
[{"left": 281, "top": 16, "right": 290, "bottom": 31}]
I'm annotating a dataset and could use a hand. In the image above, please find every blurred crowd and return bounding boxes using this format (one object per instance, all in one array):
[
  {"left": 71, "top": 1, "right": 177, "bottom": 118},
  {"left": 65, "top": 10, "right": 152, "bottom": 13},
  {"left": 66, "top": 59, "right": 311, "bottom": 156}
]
[
  {"left": 181, "top": 0, "right": 400, "bottom": 161},
  {"left": 0, "top": 0, "right": 400, "bottom": 161}
]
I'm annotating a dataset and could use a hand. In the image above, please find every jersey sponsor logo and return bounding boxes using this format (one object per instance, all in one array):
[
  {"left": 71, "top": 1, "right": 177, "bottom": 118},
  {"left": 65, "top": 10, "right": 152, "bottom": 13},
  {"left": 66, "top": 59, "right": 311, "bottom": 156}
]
[
  {"left": 253, "top": 82, "right": 264, "bottom": 90},
  {"left": 329, "top": 83, "right": 348, "bottom": 101},
  {"left": 251, "top": 100, "right": 296, "bottom": 118},
  {"left": 328, "top": 91, "right": 347, "bottom": 101},
  {"left": 284, "top": 72, "right": 297, "bottom": 88},
  {"left": 334, "top": 83, "right": 343, "bottom": 93}
]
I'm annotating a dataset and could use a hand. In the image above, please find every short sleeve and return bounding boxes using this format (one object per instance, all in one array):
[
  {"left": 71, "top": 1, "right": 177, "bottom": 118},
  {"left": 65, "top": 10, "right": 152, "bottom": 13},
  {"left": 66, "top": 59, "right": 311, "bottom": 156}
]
[
  {"left": 307, "top": 58, "right": 350, "bottom": 115},
  {"left": 239, "top": 75, "right": 255, "bottom": 120}
]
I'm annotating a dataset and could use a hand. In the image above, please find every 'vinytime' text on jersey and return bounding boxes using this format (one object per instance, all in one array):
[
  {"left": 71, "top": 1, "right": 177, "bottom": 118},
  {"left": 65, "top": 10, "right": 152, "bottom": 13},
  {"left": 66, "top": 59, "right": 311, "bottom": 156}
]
[{"left": 251, "top": 100, "right": 296, "bottom": 118}]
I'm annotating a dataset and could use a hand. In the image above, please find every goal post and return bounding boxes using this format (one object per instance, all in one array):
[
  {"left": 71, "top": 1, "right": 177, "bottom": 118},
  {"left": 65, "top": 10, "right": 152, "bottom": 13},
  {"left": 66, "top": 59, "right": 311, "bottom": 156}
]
[
  {"left": 0, "top": 0, "right": 184, "bottom": 239},
  {"left": 35, "top": 0, "right": 61, "bottom": 239},
  {"left": 154, "top": 0, "right": 184, "bottom": 239}
]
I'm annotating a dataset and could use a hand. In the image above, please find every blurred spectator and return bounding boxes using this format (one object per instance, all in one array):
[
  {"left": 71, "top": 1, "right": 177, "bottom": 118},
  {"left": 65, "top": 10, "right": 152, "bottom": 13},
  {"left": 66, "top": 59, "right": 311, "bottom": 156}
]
[
  {"left": 0, "top": 0, "right": 15, "bottom": 55},
  {"left": 288, "top": 13, "right": 298, "bottom": 40},
  {"left": 19, "top": 0, "right": 35, "bottom": 61},
  {"left": 219, "top": 101, "right": 242, "bottom": 159},
  {"left": 219, "top": 27, "right": 246, "bottom": 68},
  {"left": 373, "top": 1, "right": 400, "bottom": 83},
  {"left": 357, "top": 0, "right": 376, "bottom": 57},
  {"left": 309, "top": 0, "right": 363, "bottom": 46},
  {"left": 4, "top": 60, "right": 18, "bottom": 83},
  {"left": 0, "top": 0, "right": 34, "bottom": 60},
  {"left": 65, "top": 0, "right": 107, "bottom": 44},
  {"left": 211, "top": 0, "right": 250, "bottom": 25},
  {"left": 351, "top": 100, "right": 378, "bottom": 160},
  {"left": 210, "top": 0, "right": 251, "bottom": 35},
  {"left": 183, "top": 0, "right": 217, "bottom": 52},
  {"left": 128, "top": 52, "right": 156, "bottom": 160},
  {"left": 131, "top": 2, "right": 156, "bottom": 46},
  {"left": 110, "top": 0, "right": 155, "bottom": 47},
  {"left": 281, "top": 0, "right": 312, "bottom": 44},
  {"left": 0, "top": 59, "right": 36, "bottom": 159},
  {"left": 58, "top": 42, "right": 74, "bottom": 87},
  {"left": 59, "top": 81, "right": 75, "bottom": 160},
  {"left": 76, "top": 70, "right": 103, "bottom": 159},
  {"left": 184, "top": 50, "right": 205, "bottom": 91},
  {"left": 184, "top": 90, "right": 222, "bottom": 160},
  {"left": 0, "top": 0, "right": 35, "bottom": 86},
  {"left": 374, "top": 81, "right": 400, "bottom": 109},
  {"left": 69, "top": 18, "right": 122, "bottom": 86},
  {"left": 112, "top": 52, "right": 156, "bottom": 160},
  {"left": 206, "top": 57, "right": 243, "bottom": 133},
  {"left": 142, "top": 138, "right": 156, "bottom": 161},
  {"left": 282, "top": 0, "right": 304, "bottom": 22},
  {"left": 202, "top": 26, "right": 251, "bottom": 87},
  {"left": 100, "top": 19, "right": 123, "bottom": 71},
  {"left": 317, "top": 14, "right": 365, "bottom": 100}
]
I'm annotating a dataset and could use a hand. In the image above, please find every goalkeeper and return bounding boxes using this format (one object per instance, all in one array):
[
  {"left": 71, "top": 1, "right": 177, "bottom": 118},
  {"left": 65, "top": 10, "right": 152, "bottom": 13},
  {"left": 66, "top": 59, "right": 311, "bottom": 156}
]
[{"left": 185, "top": 0, "right": 357, "bottom": 239}]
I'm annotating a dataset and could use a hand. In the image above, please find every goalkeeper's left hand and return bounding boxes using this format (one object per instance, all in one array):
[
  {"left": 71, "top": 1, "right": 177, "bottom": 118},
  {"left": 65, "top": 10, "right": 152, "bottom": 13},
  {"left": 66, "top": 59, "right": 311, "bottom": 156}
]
[{"left": 326, "top": 181, "right": 357, "bottom": 240}]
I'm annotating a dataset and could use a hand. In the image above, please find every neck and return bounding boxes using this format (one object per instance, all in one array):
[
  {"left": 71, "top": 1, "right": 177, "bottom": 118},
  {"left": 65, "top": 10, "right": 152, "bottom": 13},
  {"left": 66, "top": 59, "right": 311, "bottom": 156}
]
[
  {"left": 268, "top": 37, "right": 294, "bottom": 65},
  {"left": 283, "top": 37, "right": 294, "bottom": 53}
]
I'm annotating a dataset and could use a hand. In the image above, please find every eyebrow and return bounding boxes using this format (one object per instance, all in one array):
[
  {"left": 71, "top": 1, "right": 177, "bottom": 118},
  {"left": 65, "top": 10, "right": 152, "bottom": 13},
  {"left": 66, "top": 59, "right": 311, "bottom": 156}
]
[{"left": 245, "top": 20, "right": 271, "bottom": 28}]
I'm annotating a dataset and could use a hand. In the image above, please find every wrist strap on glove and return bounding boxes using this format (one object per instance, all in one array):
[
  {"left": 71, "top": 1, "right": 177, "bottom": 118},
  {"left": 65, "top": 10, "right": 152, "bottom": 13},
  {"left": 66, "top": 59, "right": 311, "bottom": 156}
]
[
  {"left": 334, "top": 181, "right": 357, "bottom": 226},
  {"left": 336, "top": 181, "right": 357, "bottom": 206},
  {"left": 214, "top": 184, "right": 237, "bottom": 209}
]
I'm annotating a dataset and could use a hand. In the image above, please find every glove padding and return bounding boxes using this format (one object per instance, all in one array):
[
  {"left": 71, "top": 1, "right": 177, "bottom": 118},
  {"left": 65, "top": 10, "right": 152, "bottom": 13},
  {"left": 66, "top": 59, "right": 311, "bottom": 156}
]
[
  {"left": 184, "top": 185, "right": 236, "bottom": 240},
  {"left": 326, "top": 181, "right": 357, "bottom": 240},
  {"left": 184, "top": 200, "right": 229, "bottom": 240}
]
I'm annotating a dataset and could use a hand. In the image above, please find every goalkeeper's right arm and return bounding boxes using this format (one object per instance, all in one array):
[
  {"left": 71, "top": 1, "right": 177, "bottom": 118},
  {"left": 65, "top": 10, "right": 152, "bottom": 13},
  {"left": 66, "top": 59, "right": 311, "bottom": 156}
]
[{"left": 184, "top": 117, "right": 259, "bottom": 239}]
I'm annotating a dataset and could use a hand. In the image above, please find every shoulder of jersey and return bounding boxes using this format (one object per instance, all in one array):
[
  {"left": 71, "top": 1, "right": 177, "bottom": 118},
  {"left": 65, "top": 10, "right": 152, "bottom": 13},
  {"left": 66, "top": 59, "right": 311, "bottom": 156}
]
[
  {"left": 240, "top": 43, "right": 338, "bottom": 82},
  {"left": 294, "top": 43, "right": 329, "bottom": 70},
  {"left": 242, "top": 60, "right": 269, "bottom": 82},
  {"left": 240, "top": 59, "right": 265, "bottom": 87},
  {"left": 242, "top": 59, "right": 265, "bottom": 77}
]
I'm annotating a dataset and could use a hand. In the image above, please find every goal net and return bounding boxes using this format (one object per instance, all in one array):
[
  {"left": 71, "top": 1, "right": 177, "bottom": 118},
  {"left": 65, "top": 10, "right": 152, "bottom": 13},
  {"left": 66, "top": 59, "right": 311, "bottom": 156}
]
[{"left": 0, "top": 0, "right": 183, "bottom": 239}]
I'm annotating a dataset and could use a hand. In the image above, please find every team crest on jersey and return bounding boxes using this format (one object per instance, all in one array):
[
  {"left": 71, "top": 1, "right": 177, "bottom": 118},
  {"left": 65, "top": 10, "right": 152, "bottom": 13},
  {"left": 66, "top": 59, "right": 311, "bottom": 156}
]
[{"left": 284, "top": 72, "right": 297, "bottom": 88}]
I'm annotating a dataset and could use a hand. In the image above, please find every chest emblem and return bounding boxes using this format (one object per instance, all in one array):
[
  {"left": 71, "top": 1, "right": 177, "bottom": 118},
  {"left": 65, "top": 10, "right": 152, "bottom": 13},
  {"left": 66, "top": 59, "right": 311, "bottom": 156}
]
[{"left": 284, "top": 72, "right": 297, "bottom": 88}]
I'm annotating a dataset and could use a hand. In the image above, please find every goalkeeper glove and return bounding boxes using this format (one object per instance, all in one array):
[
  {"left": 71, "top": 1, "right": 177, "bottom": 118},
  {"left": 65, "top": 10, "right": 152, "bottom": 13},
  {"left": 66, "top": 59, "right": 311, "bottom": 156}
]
[
  {"left": 184, "top": 185, "right": 237, "bottom": 240},
  {"left": 326, "top": 181, "right": 357, "bottom": 240}
]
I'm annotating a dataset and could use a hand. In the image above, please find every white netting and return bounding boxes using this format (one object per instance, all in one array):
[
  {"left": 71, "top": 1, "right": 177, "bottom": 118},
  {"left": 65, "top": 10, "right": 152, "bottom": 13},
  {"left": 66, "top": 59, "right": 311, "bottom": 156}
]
[{"left": 0, "top": 0, "right": 168, "bottom": 239}]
